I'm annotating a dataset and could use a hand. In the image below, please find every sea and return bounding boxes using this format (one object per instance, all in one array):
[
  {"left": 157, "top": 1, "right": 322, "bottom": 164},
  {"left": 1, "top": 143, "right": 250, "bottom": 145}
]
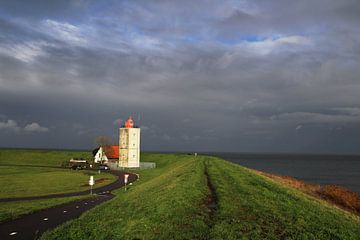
[{"left": 210, "top": 153, "right": 360, "bottom": 194}]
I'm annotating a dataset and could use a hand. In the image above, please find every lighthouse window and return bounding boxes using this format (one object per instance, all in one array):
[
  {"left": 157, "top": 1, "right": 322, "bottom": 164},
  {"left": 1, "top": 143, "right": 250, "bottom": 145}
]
[
  {"left": 133, "top": 144, "right": 135, "bottom": 146},
  {"left": 133, "top": 155, "right": 135, "bottom": 158},
  {"left": 133, "top": 133, "right": 136, "bottom": 136}
]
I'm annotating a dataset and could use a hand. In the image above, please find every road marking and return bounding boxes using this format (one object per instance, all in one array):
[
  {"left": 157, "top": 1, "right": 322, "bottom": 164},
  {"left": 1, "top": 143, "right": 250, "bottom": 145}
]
[
  {"left": 43, "top": 218, "right": 48, "bottom": 221},
  {"left": 85, "top": 202, "right": 88, "bottom": 205},
  {"left": 76, "top": 206, "right": 79, "bottom": 208},
  {"left": 9, "top": 232, "right": 17, "bottom": 236},
  {"left": 91, "top": 200, "right": 94, "bottom": 203},
  {"left": 63, "top": 210, "right": 67, "bottom": 213}
]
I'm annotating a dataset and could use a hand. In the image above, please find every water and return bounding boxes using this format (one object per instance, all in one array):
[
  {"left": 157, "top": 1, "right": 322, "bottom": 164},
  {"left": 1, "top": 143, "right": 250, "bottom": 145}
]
[{"left": 211, "top": 153, "right": 360, "bottom": 194}]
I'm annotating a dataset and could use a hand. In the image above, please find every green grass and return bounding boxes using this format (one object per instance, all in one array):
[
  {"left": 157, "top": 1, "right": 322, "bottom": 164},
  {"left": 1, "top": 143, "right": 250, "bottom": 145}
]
[
  {"left": 41, "top": 154, "right": 360, "bottom": 240},
  {"left": 0, "top": 195, "right": 93, "bottom": 223},
  {"left": 0, "top": 149, "right": 92, "bottom": 166},
  {"left": 42, "top": 153, "right": 210, "bottom": 240},
  {"left": 0, "top": 149, "right": 116, "bottom": 198},
  {"left": 1, "top": 150, "right": 359, "bottom": 239},
  {"left": 206, "top": 156, "right": 360, "bottom": 240},
  {"left": 0, "top": 166, "right": 116, "bottom": 198},
  {"left": 0, "top": 149, "right": 116, "bottom": 223}
]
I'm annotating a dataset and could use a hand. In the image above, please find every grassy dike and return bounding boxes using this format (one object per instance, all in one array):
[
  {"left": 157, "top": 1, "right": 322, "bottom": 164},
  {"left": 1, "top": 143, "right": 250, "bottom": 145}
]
[
  {"left": 206, "top": 157, "right": 360, "bottom": 239},
  {"left": 41, "top": 154, "right": 360, "bottom": 240},
  {"left": 42, "top": 153, "right": 210, "bottom": 240}
]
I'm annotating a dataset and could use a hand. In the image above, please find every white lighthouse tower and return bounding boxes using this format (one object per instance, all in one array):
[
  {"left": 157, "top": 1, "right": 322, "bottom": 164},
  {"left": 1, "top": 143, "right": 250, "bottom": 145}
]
[{"left": 119, "top": 116, "right": 141, "bottom": 168}]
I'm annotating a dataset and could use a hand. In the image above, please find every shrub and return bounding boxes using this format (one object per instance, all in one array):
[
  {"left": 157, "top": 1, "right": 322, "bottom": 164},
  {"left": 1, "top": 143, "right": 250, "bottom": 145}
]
[{"left": 319, "top": 185, "right": 360, "bottom": 214}]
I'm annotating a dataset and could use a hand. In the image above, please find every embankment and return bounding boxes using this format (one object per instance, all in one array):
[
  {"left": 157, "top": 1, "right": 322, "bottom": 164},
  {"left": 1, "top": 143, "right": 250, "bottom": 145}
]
[
  {"left": 41, "top": 154, "right": 360, "bottom": 240},
  {"left": 257, "top": 170, "right": 360, "bottom": 216}
]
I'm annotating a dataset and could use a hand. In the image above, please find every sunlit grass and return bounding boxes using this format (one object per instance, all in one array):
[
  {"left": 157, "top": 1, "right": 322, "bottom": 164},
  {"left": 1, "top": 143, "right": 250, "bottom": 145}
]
[
  {"left": 42, "top": 153, "right": 210, "bottom": 240},
  {"left": 0, "top": 166, "right": 116, "bottom": 198},
  {"left": 206, "top": 156, "right": 360, "bottom": 239},
  {"left": 0, "top": 149, "right": 115, "bottom": 223},
  {"left": 42, "top": 154, "right": 360, "bottom": 239},
  {"left": 0, "top": 149, "right": 92, "bottom": 166},
  {"left": 2, "top": 150, "right": 359, "bottom": 239}
]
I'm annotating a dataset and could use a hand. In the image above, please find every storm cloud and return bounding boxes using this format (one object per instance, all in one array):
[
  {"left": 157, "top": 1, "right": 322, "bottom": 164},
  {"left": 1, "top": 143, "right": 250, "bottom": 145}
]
[{"left": 1, "top": 0, "right": 360, "bottom": 153}]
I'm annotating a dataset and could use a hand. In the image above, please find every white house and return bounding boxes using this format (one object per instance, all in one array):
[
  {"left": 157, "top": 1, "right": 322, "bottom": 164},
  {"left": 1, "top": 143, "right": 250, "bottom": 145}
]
[
  {"left": 93, "top": 147, "right": 108, "bottom": 163},
  {"left": 93, "top": 146, "right": 119, "bottom": 164}
]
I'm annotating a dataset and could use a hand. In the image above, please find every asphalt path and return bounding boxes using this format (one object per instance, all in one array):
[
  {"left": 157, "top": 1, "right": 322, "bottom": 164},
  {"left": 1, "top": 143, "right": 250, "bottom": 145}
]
[{"left": 0, "top": 170, "right": 138, "bottom": 240}]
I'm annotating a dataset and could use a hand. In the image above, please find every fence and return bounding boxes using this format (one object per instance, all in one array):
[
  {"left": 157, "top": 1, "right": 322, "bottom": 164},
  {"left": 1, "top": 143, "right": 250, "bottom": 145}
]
[
  {"left": 140, "top": 162, "right": 156, "bottom": 169},
  {"left": 107, "top": 161, "right": 156, "bottom": 170}
]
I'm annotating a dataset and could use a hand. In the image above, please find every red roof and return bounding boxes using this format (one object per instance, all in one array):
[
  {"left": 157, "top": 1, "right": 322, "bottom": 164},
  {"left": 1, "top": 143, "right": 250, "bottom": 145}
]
[{"left": 103, "top": 145, "right": 119, "bottom": 159}]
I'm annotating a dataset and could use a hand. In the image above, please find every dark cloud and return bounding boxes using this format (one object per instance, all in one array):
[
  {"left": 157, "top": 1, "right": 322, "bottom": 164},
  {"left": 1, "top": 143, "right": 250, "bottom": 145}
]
[
  {"left": 0, "top": 0, "right": 360, "bottom": 153},
  {"left": 0, "top": 0, "right": 93, "bottom": 19}
]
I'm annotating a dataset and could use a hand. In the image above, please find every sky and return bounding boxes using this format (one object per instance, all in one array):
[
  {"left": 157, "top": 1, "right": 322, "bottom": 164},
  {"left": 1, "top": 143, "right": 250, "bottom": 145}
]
[{"left": 1, "top": 0, "right": 360, "bottom": 153}]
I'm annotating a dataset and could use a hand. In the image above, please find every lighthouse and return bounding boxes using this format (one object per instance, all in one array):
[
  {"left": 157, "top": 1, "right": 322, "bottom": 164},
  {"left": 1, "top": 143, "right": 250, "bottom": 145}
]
[{"left": 118, "top": 116, "right": 141, "bottom": 168}]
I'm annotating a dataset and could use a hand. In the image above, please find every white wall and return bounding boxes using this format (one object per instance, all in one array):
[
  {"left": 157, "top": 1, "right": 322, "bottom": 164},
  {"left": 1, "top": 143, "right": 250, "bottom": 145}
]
[
  {"left": 94, "top": 147, "right": 109, "bottom": 163},
  {"left": 119, "top": 128, "right": 140, "bottom": 168}
]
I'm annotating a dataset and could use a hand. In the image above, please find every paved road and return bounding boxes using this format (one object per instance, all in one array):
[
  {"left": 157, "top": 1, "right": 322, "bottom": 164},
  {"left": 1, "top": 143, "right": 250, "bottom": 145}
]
[{"left": 0, "top": 171, "right": 138, "bottom": 240}]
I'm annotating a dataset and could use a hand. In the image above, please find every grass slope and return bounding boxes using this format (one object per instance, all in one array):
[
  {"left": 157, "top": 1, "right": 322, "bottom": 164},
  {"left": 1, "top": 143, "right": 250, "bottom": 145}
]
[
  {"left": 42, "top": 154, "right": 210, "bottom": 240},
  {"left": 42, "top": 154, "right": 360, "bottom": 240},
  {"left": 206, "top": 156, "right": 360, "bottom": 239}
]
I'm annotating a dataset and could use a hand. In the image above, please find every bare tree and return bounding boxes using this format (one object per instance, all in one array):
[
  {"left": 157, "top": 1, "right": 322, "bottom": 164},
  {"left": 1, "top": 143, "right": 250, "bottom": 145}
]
[{"left": 95, "top": 136, "right": 113, "bottom": 147}]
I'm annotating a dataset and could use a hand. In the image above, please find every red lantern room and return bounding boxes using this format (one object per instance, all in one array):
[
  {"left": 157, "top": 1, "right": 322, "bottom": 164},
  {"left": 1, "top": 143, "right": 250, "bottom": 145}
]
[{"left": 124, "top": 116, "right": 134, "bottom": 128}]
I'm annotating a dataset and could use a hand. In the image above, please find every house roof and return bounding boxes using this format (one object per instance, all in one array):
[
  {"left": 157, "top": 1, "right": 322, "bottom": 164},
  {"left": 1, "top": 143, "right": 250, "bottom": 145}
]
[{"left": 103, "top": 145, "right": 119, "bottom": 159}]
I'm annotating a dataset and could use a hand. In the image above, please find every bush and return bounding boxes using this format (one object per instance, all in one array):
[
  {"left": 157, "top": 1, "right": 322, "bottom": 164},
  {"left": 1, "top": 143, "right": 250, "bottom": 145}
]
[{"left": 319, "top": 185, "right": 360, "bottom": 214}]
